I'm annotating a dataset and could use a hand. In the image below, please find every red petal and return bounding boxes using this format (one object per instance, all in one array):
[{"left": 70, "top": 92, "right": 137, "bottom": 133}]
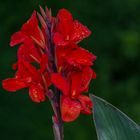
[
  {"left": 21, "top": 11, "right": 45, "bottom": 48},
  {"left": 61, "top": 96, "right": 81, "bottom": 122},
  {"left": 21, "top": 11, "right": 38, "bottom": 34},
  {"left": 71, "top": 20, "right": 91, "bottom": 43},
  {"left": 57, "top": 9, "right": 73, "bottom": 22},
  {"left": 29, "top": 84, "right": 45, "bottom": 103},
  {"left": 2, "top": 78, "right": 29, "bottom": 92},
  {"left": 10, "top": 31, "right": 27, "bottom": 46},
  {"left": 15, "top": 60, "right": 32, "bottom": 79},
  {"left": 70, "top": 72, "right": 82, "bottom": 99},
  {"left": 80, "top": 67, "right": 93, "bottom": 92},
  {"left": 79, "top": 95, "right": 93, "bottom": 114},
  {"left": 57, "top": 9, "right": 73, "bottom": 38},
  {"left": 67, "top": 47, "right": 96, "bottom": 67},
  {"left": 51, "top": 73, "right": 69, "bottom": 96},
  {"left": 15, "top": 60, "right": 40, "bottom": 85},
  {"left": 53, "top": 32, "right": 69, "bottom": 46},
  {"left": 18, "top": 39, "right": 41, "bottom": 63},
  {"left": 56, "top": 45, "right": 77, "bottom": 67},
  {"left": 21, "top": 60, "right": 41, "bottom": 82}
]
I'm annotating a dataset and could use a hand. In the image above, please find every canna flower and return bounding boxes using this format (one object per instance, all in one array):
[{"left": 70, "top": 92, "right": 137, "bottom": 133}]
[
  {"left": 2, "top": 7, "right": 96, "bottom": 123},
  {"left": 2, "top": 59, "right": 51, "bottom": 103},
  {"left": 61, "top": 95, "right": 92, "bottom": 122},
  {"left": 53, "top": 9, "right": 91, "bottom": 46},
  {"left": 51, "top": 67, "right": 95, "bottom": 122}
]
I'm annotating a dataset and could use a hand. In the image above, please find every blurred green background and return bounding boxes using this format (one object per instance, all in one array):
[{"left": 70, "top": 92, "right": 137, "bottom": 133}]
[{"left": 0, "top": 0, "right": 140, "bottom": 139}]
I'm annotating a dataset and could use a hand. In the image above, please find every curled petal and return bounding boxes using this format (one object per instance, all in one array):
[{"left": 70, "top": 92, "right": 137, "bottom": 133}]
[
  {"left": 29, "top": 84, "right": 45, "bottom": 103},
  {"left": 10, "top": 31, "right": 27, "bottom": 46},
  {"left": 71, "top": 20, "right": 91, "bottom": 43},
  {"left": 79, "top": 95, "right": 93, "bottom": 114},
  {"left": 2, "top": 78, "right": 29, "bottom": 92},
  {"left": 51, "top": 73, "right": 69, "bottom": 96},
  {"left": 61, "top": 97, "right": 81, "bottom": 122},
  {"left": 67, "top": 47, "right": 96, "bottom": 67},
  {"left": 57, "top": 9, "right": 73, "bottom": 37}
]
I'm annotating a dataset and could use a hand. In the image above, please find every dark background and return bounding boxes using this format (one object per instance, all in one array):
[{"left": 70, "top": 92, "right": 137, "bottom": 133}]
[{"left": 0, "top": 0, "right": 140, "bottom": 139}]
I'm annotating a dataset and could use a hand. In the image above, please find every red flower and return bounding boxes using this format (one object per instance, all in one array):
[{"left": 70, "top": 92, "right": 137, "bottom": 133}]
[
  {"left": 52, "top": 67, "right": 94, "bottom": 97},
  {"left": 2, "top": 7, "right": 96, "bottom": 123},
  {"left": 53, "top": 9, "right": 91, "bottom": 46},
  {"left": 61, "top": 95, "right": 92, "bottom": 122},
  {"left": 2, "top": 60, "right": 50, "bottom": 103},
  {"left": 10, "top": 11, "right": 45, "bottom": 48},
  {"left": 51, "top": 67, "right": 94, "bottom": 121}
]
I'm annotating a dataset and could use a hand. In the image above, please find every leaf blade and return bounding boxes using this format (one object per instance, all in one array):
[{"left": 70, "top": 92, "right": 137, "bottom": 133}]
[{"left": 90, "top": 94, "right": 140, "bottom": 140}]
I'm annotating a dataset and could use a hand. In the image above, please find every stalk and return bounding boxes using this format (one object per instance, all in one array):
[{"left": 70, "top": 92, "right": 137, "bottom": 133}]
[
  {"left": 50, "top": 44, "right": 64, "bottom": 140},
  {"left": 45, "top": 15, "right": 64, "bottom": 140},
  {"left": 48, "top": 90, "right": 64, "bottom": 140}
]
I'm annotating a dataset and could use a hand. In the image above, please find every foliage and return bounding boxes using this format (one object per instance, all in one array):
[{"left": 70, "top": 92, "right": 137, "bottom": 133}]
[{"left": 90, "top": 94, "right": 140, "bottom": 140}]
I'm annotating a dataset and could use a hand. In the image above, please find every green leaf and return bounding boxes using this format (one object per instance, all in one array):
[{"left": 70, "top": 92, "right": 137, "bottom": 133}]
[{"left": 90, "top": 94, "right": 140, "bottom": 140}]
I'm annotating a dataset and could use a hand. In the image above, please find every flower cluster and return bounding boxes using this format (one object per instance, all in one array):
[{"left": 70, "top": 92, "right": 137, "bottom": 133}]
[{"left": 2, "top": 7, "right": 96, "bottom": 122}]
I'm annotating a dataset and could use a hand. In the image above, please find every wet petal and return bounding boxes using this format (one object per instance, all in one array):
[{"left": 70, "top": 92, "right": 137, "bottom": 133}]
[
  {"left": 67, "top": 47, "right": 96, "bottom": 67},
  {"left": 61, "top": 96, "right": 81, "bottom": 122},
  {"left": 29, "top": 84, "right": 45, "bottom": 103},
  {"left": 71, "top": 20, "right": 91, "bottom": 43}
]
